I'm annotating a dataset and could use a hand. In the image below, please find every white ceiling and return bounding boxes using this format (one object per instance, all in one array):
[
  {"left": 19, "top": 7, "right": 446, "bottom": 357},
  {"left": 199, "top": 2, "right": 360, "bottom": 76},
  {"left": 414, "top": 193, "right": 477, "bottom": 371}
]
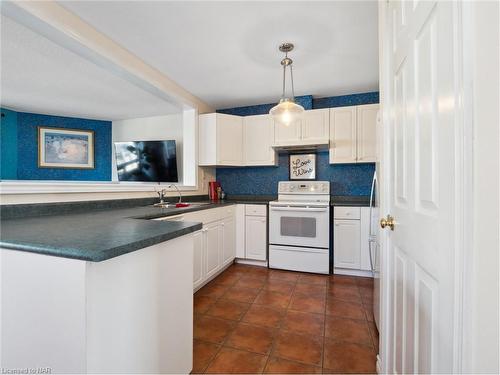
[
  {"left": 0, "top": 15, "right": 182, "bottom": 121},
  {"left": 59, "top": 1, "right": 379, "bottom": 110}
]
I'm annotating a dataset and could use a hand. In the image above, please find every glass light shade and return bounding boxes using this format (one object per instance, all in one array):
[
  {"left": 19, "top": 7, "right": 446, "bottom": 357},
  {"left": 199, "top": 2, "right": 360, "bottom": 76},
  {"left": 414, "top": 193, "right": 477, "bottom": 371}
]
[{"left": 269, "top": 98, "right": 305, "bottom": 126}]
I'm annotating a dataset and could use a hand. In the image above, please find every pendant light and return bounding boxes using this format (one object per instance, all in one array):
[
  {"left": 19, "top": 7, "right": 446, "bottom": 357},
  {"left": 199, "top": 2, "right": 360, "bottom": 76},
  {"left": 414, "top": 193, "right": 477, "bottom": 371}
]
[{"left": 269, "top": 42, "right": 305, "bottom": 126}]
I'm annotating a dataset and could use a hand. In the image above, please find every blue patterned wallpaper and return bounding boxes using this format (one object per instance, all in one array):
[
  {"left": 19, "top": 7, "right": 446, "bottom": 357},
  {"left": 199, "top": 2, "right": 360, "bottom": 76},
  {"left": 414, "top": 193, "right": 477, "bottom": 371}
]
[
  {"left": 217, "top": 95, "right": 313, "bottom": 116},
  {"left": 217, "top": 152, "right": 375, "bottom": 196},
  {"left": 217, "top": 92, "right": 379, "bottom": 116},
  {"left": 312, "top": 92, "right": 379, "bottom": 109},
  {"left": 216, "top": 92, "right": 378, "bottom": 196},
  {"left": 0, "top": 108, "right": 18, "bottom": 179},
  {"left": 1, "top": 109, "right": 112, "bottom": 181}
]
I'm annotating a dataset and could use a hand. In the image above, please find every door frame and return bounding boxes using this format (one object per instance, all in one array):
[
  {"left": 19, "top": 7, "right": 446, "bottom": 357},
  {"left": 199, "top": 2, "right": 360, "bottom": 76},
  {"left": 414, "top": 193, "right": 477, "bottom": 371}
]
[{"left": 377, "top": 1, "right": 475, "bottom": 373}]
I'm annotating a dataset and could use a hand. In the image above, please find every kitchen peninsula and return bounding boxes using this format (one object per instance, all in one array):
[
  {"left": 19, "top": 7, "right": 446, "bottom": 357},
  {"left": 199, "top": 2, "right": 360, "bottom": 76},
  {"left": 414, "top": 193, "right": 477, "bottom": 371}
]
[{"left": 0, "top": 201, "right": 210, "bottom": 374}]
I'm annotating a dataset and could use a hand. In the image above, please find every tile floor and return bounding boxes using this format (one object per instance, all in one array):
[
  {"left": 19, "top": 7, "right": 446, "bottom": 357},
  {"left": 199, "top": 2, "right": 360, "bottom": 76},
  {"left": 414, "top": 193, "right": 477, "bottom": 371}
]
[{"left": 193, "top": 264, "right": 378, "bottom": 374}]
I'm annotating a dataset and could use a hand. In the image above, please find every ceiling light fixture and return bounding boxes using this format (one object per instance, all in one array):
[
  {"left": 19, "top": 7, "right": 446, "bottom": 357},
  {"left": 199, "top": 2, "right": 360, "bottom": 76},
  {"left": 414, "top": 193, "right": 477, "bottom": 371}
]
[{"left": 269, "top": 42, "right": 305, "bottom": 126}]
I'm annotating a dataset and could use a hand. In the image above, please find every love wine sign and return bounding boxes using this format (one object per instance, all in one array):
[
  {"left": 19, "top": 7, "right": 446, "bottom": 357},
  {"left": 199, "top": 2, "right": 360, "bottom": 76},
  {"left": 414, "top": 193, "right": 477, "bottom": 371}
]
[{"left": 289, "top": 154, "right": 316, "bottom": 180}]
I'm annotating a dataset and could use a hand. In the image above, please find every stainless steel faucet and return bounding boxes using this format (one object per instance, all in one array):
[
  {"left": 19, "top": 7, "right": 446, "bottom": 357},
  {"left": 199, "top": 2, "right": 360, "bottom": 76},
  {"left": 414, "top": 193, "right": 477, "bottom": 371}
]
[
  {"left": 168, "top": 184, "right": 182, "bottom": 204},
  {"left": 156, "top": 189, "right": 167, "bottom": 204}
]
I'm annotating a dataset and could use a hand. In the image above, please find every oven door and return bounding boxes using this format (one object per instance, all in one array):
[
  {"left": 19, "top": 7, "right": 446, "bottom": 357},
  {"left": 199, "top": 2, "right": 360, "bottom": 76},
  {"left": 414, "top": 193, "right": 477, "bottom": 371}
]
[{"left": 269, "top": 204, "right": 330, "bottom": 248}]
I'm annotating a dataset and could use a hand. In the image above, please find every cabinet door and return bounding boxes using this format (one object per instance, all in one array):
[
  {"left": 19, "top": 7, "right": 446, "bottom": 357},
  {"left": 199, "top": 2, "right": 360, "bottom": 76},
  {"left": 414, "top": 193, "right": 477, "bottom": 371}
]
[
  {"left": 198, "top": 114, "right": 217, "bottom": 166},
  {"left": 216, "top": 113, "right": 244, "bottom": 165},
  {"left": 193, "top": 230, "right": 204, "bottom": 289},
  {"left": 244, "top": 115, "right": 276, "bottom": 166},
  {"left": 356, "top": 104, "right": 379, "bottom": 162},
  {"left": 329, "top": 107, "right": 357, "bottom": 164},
  {"left": 245, "top": 216, "right": 267, "bottom": 261},
  {"left": 221, "top": 217, "right": 236, "bottom": 267},
  {"left": 301, "top": 109, "right": 330, "bottom": 144},
  {"left": 204, "top": 222, "right": 221, "bottom": 278},
  {"left": 273, "top": 118, "right": 302, "bottom": 146},
  {"left": 333, "top": 219, "right": 361, "bottom": 269},
  {"left": 235, "top": 205, "right": 246, "bottom": 258}
]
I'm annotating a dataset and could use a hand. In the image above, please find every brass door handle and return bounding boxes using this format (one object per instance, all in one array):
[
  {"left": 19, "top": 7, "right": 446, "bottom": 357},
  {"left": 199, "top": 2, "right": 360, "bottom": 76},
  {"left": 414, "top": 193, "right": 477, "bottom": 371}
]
[{"left": 380, "top": 215, "right": 395, "bottom": 230}]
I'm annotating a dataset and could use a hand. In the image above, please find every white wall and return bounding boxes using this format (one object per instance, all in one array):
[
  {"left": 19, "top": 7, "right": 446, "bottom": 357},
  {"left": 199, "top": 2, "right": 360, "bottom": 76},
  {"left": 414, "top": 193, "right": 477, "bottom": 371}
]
[{"left": 112, "top": 113, "right": 184, "bottom": 183}]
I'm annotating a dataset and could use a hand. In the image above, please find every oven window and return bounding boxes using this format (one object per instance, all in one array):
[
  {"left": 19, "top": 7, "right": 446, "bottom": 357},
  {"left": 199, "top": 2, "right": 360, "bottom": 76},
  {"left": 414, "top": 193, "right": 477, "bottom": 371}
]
[{"left": 280, "top": 217, "right": 317, "bottom": 238}]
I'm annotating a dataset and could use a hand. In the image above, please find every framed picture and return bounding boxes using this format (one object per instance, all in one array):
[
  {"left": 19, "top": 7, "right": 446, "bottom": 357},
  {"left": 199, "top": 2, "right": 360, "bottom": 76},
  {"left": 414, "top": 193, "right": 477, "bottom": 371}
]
[
  {"left": 38, "top": 127, "right": 94, "bottom": 169},
  {"left": 289, "top": 153, "right": 316, "bottom": 180}
]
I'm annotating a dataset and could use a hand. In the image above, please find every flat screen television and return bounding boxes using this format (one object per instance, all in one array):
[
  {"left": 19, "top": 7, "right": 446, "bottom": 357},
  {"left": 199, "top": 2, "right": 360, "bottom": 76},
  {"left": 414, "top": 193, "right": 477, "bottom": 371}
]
[{"left": 114, "top": 140, "right": 178, "bottom": 182}]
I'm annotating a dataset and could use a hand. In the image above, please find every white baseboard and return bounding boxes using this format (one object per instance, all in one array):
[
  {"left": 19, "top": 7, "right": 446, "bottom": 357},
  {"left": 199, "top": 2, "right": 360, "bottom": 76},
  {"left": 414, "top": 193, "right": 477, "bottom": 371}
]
[
  {"left": 334, "top": 268, "right": 374, "bottom": 278},
  {"left": 235, "top": 258, "right": 268, "bottom": 267}
]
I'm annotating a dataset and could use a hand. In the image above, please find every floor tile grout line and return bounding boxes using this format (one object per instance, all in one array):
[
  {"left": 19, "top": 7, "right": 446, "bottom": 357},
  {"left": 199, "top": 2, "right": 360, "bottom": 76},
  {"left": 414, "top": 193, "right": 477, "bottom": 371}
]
[
  {"left": 196, "top": 265, "right": 376, "bottom": 373},
  {"left": 322, "top": 276, "right": 328, "bottom": 371}
]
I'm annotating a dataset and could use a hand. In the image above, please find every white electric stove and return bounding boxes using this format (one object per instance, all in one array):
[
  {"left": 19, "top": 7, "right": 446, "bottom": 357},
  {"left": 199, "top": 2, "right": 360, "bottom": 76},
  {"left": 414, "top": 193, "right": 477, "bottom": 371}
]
[{"left": 268, "top": 181, "right": 330, "bottom": 274}]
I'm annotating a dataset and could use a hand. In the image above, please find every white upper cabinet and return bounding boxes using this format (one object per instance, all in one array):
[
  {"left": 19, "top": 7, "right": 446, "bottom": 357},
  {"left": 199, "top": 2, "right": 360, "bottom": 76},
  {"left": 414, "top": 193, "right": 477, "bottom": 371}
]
[
  {"left": 329, "top": 104, "right": 379, "bottom": 164},
  {"left": 274, "top": 118, "right": 302, "bottom": 145},
  {"left": 274, "top": 108, "right": 329, "bottom": 147},
  {"left": 243, "top": 114, "right": 277, "bottom": 166},
  {"left": 329, "top": 107, "right": 357, "bottom": 163},
  {"left": 199, "top": 113, "right": 243, "bottom": 166},
  {"left": 356, "top": 104, "right": 378, "bottom": 162},
  {"left": 301, "top": 108, "right": 330, "bottom": 144}
]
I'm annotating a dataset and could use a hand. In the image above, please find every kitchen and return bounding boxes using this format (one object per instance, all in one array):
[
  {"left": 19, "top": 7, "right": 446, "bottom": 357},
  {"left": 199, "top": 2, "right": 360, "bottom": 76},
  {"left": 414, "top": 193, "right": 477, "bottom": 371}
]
[{"left": 0, "top": 1, "right": 498, "bottom": 375}]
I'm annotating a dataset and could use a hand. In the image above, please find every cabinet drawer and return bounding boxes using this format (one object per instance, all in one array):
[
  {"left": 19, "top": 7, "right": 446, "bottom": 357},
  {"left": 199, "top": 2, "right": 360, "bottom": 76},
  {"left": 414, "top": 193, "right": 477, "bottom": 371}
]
[
  {"left": 245, "top": 204, "right": 267, "bottom": 216},
  {"left": 153, "top": 214, "right": 185, "bottom": 222},
  {"left": 334, "top": 206, "right": 361, "bottom": 220},
  {"left": 184, "top": 209, "right": 220, "bottom": 225},
  {"left": 219, "top": 205, "right": 236, "bottom": 219}
]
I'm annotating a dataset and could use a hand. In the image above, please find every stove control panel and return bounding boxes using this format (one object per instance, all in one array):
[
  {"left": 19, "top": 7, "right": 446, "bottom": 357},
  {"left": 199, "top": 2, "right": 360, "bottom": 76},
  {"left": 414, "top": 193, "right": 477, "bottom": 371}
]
[{"left": 278, "top": 181, "right": 330, "bottom": 194}]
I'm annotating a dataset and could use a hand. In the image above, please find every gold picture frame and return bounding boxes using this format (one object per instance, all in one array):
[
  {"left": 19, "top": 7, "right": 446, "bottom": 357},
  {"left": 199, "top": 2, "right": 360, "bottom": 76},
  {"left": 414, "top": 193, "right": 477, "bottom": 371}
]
[{"left": 38, "top": 126, "right": 95, "bottom": 169}]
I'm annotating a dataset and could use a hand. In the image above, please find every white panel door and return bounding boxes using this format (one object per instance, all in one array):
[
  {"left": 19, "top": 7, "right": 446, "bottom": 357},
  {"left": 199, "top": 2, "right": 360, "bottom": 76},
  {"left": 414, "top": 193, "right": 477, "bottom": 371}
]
[
  {"left": 216, "top": 113, "right": 243, "bottom": 165},
  {"left": 329, "top": 107, "right": 357, "bottom": 163},
  {"left": 245, "top": 216, "right": 267, "bottom": 261},
  {"left": 204, "top": 222, "right": 221, "bottom": 278},
  {"left": 221, "top": 217, "right": 236, "bottom": 266},
  {"left": 381, "top": 1, "right": 463, "bottom": 373},
  {"left": 301, "top": 108, "right": 330, "bottom": 144},
  {"left": 357, "top": 104, "right": 379, "bottom": 163},
  {"left": 333, "top": 219, "right": 361, "bottom": 269},
  {"left": 273, "top": 119, "right": 301, "bottom": 146},
  {"left": 244, "top": 114, "right": 276, "bottom": 166},
  {"left": 192, "top": 230, "right": 204, "bottom": 289}
]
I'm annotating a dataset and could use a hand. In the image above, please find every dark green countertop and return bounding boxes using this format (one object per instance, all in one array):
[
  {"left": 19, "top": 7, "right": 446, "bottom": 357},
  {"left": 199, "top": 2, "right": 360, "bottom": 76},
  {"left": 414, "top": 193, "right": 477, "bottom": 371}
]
[
  {"left": 330, "top": 196, "right": 371, "bottom": 207},
  {"left": 0, "top": 199, "right": 272, "bottom": 262}
]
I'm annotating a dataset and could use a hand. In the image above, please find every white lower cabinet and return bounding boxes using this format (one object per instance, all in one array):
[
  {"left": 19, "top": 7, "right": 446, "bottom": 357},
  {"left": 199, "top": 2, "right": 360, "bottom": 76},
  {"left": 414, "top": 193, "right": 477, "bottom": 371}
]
[
  {"left": 193, "top": 231, "right": 204, "bottom": 289},
  {"left": 204, "top": 222, "right": 221, "bottom": 279},
  {"left": 221, "top": 216, "right": 236, "bottom": 267},
  {"left": 155, "top": 206, "right": 237, "bottom": 291},
  {"left": 245, "top": 215, "right": 267, "bottom": 261},
  {"left": 333, "top": 206, "right": 373, "bottom": 277},
  {"left": 234, "top": 204, "right": 268, "bottom": 264},
  {"left": 334, "top": 219, "right": 361, "bottom": 269}
]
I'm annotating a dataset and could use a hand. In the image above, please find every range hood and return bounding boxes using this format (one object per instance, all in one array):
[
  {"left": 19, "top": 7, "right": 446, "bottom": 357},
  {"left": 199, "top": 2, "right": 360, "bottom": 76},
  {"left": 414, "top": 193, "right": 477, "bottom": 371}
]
[{"left": 272, "top": 139, "right": 330, "bottom": 151}]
